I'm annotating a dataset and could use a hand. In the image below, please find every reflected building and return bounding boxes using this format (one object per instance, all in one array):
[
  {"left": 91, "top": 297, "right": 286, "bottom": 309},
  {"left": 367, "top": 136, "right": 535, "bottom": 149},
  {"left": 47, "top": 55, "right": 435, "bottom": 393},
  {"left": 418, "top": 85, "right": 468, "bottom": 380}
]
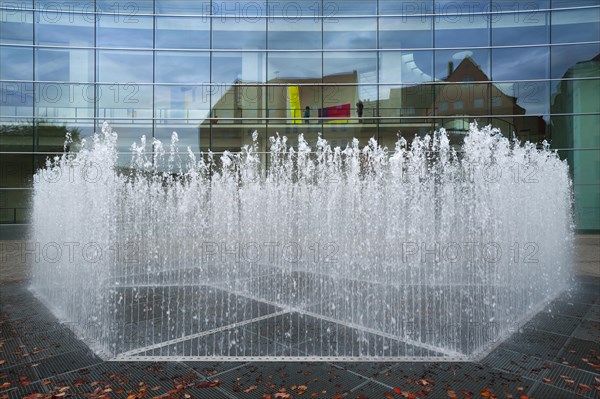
[{"left": 0, "top": 0, "right": 599, "bottom": 230}]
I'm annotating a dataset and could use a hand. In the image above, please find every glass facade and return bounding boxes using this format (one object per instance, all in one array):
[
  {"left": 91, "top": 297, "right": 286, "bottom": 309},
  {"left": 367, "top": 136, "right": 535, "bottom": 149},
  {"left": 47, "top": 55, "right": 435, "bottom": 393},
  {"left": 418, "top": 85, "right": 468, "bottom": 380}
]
[{"left": 1, "top": 0, "right": 599, "bottom": 229}]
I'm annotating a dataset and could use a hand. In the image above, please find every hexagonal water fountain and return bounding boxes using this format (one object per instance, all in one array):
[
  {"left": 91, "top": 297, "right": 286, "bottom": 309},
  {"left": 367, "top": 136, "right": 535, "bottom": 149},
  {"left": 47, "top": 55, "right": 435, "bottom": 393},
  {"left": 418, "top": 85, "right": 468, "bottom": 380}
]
[{"left": 30, "top": 122, "right": 573, "bottom": 361}]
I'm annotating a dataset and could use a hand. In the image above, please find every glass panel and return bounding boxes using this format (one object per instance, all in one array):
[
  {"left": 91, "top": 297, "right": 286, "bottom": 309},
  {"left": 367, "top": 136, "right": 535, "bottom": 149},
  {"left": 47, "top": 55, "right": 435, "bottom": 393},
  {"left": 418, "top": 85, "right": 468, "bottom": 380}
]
[
  {"left": 435, "top": 0, "right": 490, "bottom": 13},
  {"left": 156, "top": 0, "right": 210, "bottom": 14},
  {"left": 210, "top": 84, "right": 265, "bottom": 124},
  {"left": 551, "top": 43, "right": 600, "bottom": 80},
  {"left": 35, "top": 1, "right": 96, "bottom": 12},
  {"left": 552, "top": 0, "right": 600, "bottom": 8},
  {"left": 323, "top": 17, "right": 376, "bottom": 50},
  {"left": 155, "top": 85, "right": 210, "bottom": 122},
  {"left": 97, "top": 15, "right": 153, "bottom": 48},
  {"left": 36, "top": 48, "right": 94, "bottom": 82},
  {"left": 97, "top": 83, "right": 153, "bottom": 120},
  {"left": 551, "top": 8, "right": 600, "bottom": 44},
  {"left": 212, "top": 17, "right": 266, "bottom": 50},
  {"left": 268, "top": 17, "right": 321, "bottom": 50},
  {"left": 156, "top": 17, "right": 210, "bottom": 49},
  {"left": 267, "top": 51, "right": 322, "bottom": 81},
  {"left": 379, "top": 16, "right": 432, "bottom": 49},
  {"left": 492, "top": 80, "right": 550, "bottom": 117},
  {"left": 379, "top": 84, "right": 434, "bottom": 120},
  {"left": 331, "top": 0, "right": 377, "bottom": 16},
  {"left": 492, "top": 46, "right": 549, "bottom": 81},
  {"left": 0, "top": 9, "right": 33, "bottom": 44},
  {"left": 323, "top": 52, "right": 377, "bottom": 84},
  {"left": 551, "top": 114, "right": 600, "bottom": 231},
  {"left": 492, "top": 1, "right": 550, "bottom": 11},
  {"left": 435, "top": 14, "right": 489, "bottom": 48},
  {"left": 0, "top": 119, "right": 33, "bottom": 153},
  {"left": 35, "top": 11, "right": 94, "bottom": 46},
  {"left": 97, "top": 50, "right": 153, "bottom": 83},
  {"left": 96, "top": 0, "right": 154, "bottom": 14},
  {"left": 380, "top": 0, "right": 433, "bottom": 15},
  {"left": 155, "top": 51, "right": 210, "bottom": 84},
  {"left": 435, "top": 49, "right": 490, "bottom": 81},
  {"left": 434, "top": 83, "right": 490, "bottom": 118},
  {"left": 0, "top": 46, "right": 33, "bottom": 80},
  {"left": 492, "top": 11, "right": 549, "bottom": 46},
  {"left": 379, "top": 50, "right": 433, "bottom": 85},
  {"left": 35, "top": 83, "right": 95, "bottom": 118},
  {"left": 211, "top": 0, "right": 266, "bottom": 16},
  {"left": 96, "top": 120, "right": 153, "bottom": 165},
  {"left": 212, "top": 52, "right": 266, "bottom": 84},
  {"left": 267, "top": 0, "right": 318, "bottom": 18},
  {"left": 0, "top": 82, "right": 33, "bottom": 117}
]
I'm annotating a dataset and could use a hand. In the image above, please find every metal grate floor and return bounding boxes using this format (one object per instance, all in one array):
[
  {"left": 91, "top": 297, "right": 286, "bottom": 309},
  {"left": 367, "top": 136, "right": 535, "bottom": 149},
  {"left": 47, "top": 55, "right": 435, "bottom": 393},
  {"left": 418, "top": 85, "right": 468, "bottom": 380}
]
[{"left": 1, "top": 276, "right": 599, "bottom": 399}]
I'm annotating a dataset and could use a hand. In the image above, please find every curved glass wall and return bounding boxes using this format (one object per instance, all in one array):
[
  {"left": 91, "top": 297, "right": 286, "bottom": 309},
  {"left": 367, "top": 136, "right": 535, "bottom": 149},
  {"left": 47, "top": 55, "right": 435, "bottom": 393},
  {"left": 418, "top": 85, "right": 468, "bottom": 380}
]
[{"left": 1, "top": 0, "right": 599, "bottom": 229}]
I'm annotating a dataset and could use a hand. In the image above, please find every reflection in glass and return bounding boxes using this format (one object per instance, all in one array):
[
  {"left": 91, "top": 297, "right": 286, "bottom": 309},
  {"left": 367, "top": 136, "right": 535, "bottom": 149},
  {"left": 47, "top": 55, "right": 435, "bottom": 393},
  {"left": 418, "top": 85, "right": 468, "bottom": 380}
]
[
  {"left": 324, "top": 17, "right": 376, "bottom": 49},
  {"left": 379, "top": 51, "right": 433, "bottom": 85},
  {"left": 155, "top": 86, "right": 209, "bottom": 121},
  {"left": 323, "top": 52, "right": 377, "bottom": 88},
  {"left": 435, "top": 83, "right": 490, "bottom": 118},
  {"left": 268, "top": 17, "right": 321, "bottom": 50},
  {"left": 379, "top": 0, "right": 433, "bottom": 15},
  {"left": 0, "top": 46, "right": 32, "bottom": 80},
  {"left": 96, "top": 1, "right": 153, "bottom": 14},
  {"left": 36, "top": 48, "right": 94, "bottom": 82},
  {"left": 551, "top": 44, "right": 600, "bottom": 80},
  {"left": 156, "top": 0, "right": 209, "bottom": 14},
  {"left": 97, "top": 50, "right": 153, "bottom": 83},
  {"left": 268, "top": 52, "right": 322, "bottom": 81},
  {"left": 551, "top": 8, "right": 600, "bottom": 44},
  {"left": 492, "top": 11, "right": 549, "bottom": 46},
  {"left": 0, "top": 10, "right": 33, "bottom": 44},
  {"left": 97, "top": 15, "right": 153, "bottom": 48},
  {"left": 492, "top": 46, "right": 549, "bottom": 81},
  {"left": 435, "top": 14, "right": 489, "bottom": 48},
  {"left": 212, "top": 17, "right": 266, "bottom": 49},
  {"left": 155, "top": 52, "right": 210, "bottom": 84},
  {"left": 212, "top": 52, "right": 266, "bottom": 84},
  {"left": 156, "top": 17, "right": 210, "bottom": 49},
  {"left": 35, "top": 11, "right": 94, "bottom": 46},
  {"left": 379, "top": 17, "right": 432, "bottom": 49},
  {"left": 435, "top": 49, "right": 490, "bottom": 81},
  {"left": 0, "top": 82, "right": 33, "bottom": 117},
  {"left": 35, "top": 83, "right": 94, "bottom": 118},
  {"left": 97, "top": 84, "right": 153, "bottom": 120},
  {"left": 378, "top": 84, "right": 434, "bottom": 120}
]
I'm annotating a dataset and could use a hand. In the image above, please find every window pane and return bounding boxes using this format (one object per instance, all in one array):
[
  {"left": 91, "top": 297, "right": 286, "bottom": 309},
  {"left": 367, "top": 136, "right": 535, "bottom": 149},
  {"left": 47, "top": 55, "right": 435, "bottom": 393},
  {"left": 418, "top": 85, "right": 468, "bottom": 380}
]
[
  {"left": 35, "top": 83, "right": 94, "bottom": 118},
  {"left": 379, "top": 16, "right": 432, "bottom": 49},
  {"left": 156, "top": 17, "right": 210, "bottom": 49},
  {"left": 155, "top": 51, "right": 210, "bottom": 84},
  {"left": 155, "top": 86, "right": 210, "bottom": 121},
  {"left": 97, "top": 50, "right": 153, "bottom": 83},
  {"left": 0, "top": 9, "right": 33, "bottom": 44},
  {"left": 551, "top": 8, "right": 600, "bottom": 44},
  {"left": 213, "top": 17, "right": 266, "bottom": 50},
  {"left": 97, "top": 15, "right": 153, "bottom": 48},
  {"left": 268, "top": 0, "right": 317, "bottom": 17},
  {"left": 380, "top": 0, "right": 433, "bottom": 15},
  {"left": 268, "top": 17, "right": 321, "bottom": 50},
  {"left": 492, "top": 81, "right": 550, "bottom": 117},
  {"left": 267, "top": 52, "right": 322, "bottom": 81},
  {"left": 212, "top": 52, "right": 266, "bottom": 84},
  {"left": 96, "top": 1, "right": 153, "bottom": 14},
  {"left": 492, "top": 46, "right": 549, "bottom": 81},
  {"left": 0, "top": 46, "right": 32, "bottom": 80},
  {"left": 493, "top": 1, "right": 549, "bottom": 11},
  {"left": 435, "top": 49, "right": 490, "bottom": 81},
  {"left": 156, "top": 0, "right": 209, "bottom": 14},
  {"left": 551, "top": 43, "right": 600, "bottom": 80},
  {"left": 36, "top": 48, "right": 94, "bottom": 82},
  {"left": 324, "top": 17, "right": 376, "bottom": 50},
  {"left": 380, "top": 50, "right": 433, "bottom": 85},
  {"left": 435, "top": 14, "right": 489, "bottom": 48},
  {"left": 35, "top": 11, "right": 94, "bottom": 46},
  {"left": 323, "top": 52, "right": 377, "bottom": 83},
  {"left": 492, "top": 11, "right": 549, "bottom": 46},
  {"left": 435, "top": 83, "right": 490, "bottom": 117},
  {"left": 331, "top": 0, "right": 377, "bottom": 16},
  {"left": 379, "top": 84, "right": 434, "bottom": 119},
  {"left": 0, "top": 82, "right": 33, "bottom": 117},
  {"left": 97, "top": 84, "right": 153, "bottom": 120}
]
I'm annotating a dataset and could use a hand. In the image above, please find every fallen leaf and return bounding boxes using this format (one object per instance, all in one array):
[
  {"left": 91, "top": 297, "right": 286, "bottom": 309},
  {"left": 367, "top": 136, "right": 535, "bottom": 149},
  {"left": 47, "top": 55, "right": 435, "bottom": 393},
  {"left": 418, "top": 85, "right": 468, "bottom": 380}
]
[
  {"left": 393, "top": 388, "right": 402, "bottom": 395},
  {"left": 480, "top": 389, "right": 492, "bottom": 397},
  {"left": 579, "top": 384, "right": 592, "bottom": 392},
  {"left": 384, "top": 392, "right": 394, "bottom": 399},
  {"left": 0, "top": 383, "right": 10, "bottom": 389},
  {"left": 447, "top": 390, "right": 458, "bottom": 399},
  {"left": 244, "top": 386, "right": 258, "bottom": 393}
]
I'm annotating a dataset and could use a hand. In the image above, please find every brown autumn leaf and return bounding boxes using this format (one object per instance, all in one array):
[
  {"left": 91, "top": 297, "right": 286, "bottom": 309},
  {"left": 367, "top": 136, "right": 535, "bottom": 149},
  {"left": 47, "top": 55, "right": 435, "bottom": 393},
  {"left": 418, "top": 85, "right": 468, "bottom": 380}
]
[
  {"left": 244, "top": 386, "right": 258, "bottom": 393},
  {"left": 151, "top": 386, "right": 161, "bottom": 391},
  {"left": 274, "top": 393, "right": 290, "bottom": 399},
  {"left": 579, "top": 384, "right": 592, "bottom": 392},
  {"left": 0, "top": 360, "right": 5, "bottom": 365},
  {"left": 461, "top": 390, "right": 473, "bottom": 396},
  {"left": 446, "top": 390, "right": 458, "bottom": 399},
  {"left": 519, "top": 395, "right": 528, "bottom": 399},
  {"left": 0, "top": 383, "right": 9, "bottom": 389},
  {"left": 542, "top": 377, "right": 552, "bottom": 384},
  {"left": 42, "top": 381, "right": 52, "bottom": 386},
  {"left": 393, "top": 387, "right": 402, "bottom": 395},
  {"left": 480, "top": 389, "right": 492, "bottom": 397},
  {"left": 383, "top": 392, "right": 394, "bottom": 399}
]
